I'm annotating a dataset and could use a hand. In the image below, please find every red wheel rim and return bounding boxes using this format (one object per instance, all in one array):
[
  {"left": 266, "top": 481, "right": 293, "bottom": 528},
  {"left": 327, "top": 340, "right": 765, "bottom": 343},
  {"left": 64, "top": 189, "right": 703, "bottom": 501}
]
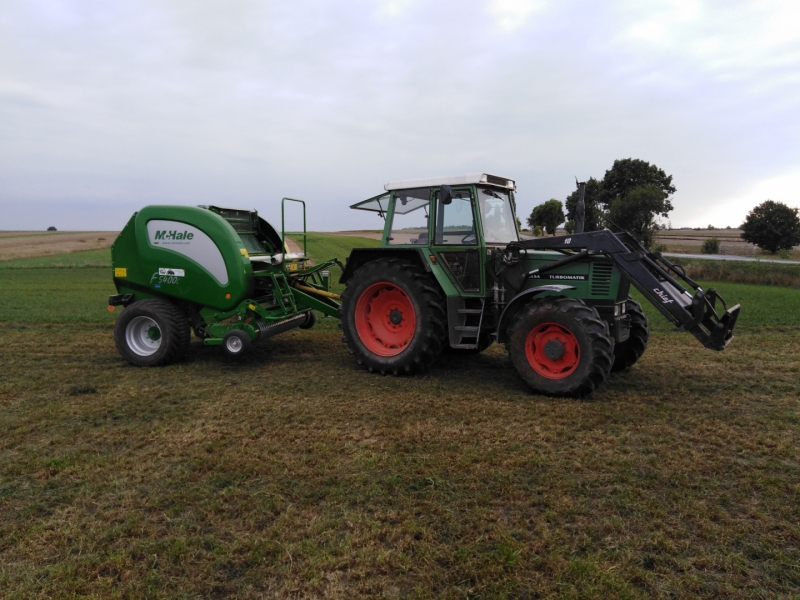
[
  {"left": 355, "top": 282, "right": 417, "bottom": 357},
  {"left": 524, "top": 322, "right": 580, "bottom": 380}
]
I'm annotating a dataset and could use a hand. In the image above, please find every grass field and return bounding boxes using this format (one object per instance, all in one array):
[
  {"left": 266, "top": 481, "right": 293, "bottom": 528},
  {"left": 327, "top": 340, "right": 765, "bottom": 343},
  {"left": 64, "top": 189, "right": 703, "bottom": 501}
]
[{"left": 1, "top": 238, "right": 799, "bottom": 598}]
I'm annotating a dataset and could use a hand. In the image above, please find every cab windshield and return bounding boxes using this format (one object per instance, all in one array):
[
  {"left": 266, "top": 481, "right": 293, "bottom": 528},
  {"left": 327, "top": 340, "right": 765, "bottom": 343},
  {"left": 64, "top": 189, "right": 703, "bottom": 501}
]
[{"left": 478, "top": 187, "right": 518, "bottom": 244}]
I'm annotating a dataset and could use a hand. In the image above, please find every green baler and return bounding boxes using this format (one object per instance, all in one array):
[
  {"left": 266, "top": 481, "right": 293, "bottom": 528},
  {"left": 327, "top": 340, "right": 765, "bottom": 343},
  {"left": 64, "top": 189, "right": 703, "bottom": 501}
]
[{"left": 109, "top": 201, "right": 341, "bottom": 366}]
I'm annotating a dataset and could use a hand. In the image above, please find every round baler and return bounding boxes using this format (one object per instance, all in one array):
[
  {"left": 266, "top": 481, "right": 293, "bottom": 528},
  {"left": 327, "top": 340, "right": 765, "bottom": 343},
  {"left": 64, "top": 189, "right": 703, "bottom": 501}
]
[{"left": 109, "top": 202, "right": 341, "bottom": 366}]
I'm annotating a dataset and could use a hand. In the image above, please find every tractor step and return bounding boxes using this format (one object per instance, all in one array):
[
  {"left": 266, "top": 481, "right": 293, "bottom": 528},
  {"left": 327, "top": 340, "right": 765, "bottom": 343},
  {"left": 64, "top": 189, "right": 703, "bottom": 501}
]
[{"left": 447, "top": 297, "right": 486, "bottom": 349}]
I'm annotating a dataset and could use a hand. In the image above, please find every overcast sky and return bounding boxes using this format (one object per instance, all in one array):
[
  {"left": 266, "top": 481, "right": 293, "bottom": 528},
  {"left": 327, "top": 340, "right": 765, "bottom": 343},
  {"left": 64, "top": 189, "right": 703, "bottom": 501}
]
[{"left": 1, "top": 0, "right": 798, "bottom": 231}]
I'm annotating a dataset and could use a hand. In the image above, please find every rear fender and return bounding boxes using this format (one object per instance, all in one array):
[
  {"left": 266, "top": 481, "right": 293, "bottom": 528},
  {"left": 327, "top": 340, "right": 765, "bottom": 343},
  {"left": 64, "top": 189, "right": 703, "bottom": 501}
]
[
  {"left": 496, "top": 284, "right": 576, "bottom": 343},
  {"left": 339, "top": 248, "right": 431, "bottom": 283}
]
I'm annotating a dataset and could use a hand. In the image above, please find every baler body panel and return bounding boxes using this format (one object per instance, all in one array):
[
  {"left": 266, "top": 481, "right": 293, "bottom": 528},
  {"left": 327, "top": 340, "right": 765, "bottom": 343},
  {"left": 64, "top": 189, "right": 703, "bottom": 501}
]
[{"left": 112, "top": 205, "right": 253, "bottom": 312}]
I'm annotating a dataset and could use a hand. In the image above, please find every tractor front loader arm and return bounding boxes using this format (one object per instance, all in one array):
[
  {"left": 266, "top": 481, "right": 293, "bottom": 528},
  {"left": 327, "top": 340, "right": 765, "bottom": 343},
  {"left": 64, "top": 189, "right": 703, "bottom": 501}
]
[{"left": 515, "top": 231, "right": 740, "bottom": 351}]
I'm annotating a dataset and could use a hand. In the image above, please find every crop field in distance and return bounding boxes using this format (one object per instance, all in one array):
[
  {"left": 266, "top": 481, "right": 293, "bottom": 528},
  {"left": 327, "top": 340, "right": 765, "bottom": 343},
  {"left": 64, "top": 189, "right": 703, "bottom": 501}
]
[{"left": 1, "top": 235, "right": 799, "bottom": 598}]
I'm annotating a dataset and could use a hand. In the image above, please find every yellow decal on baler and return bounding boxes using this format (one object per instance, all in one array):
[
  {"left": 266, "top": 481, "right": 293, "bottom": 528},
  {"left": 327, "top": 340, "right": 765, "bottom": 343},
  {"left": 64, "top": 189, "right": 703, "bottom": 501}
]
[
  {"left": 114, "top": 268, "right": 127, "bottom": 277},
  {"left": 248, "top": 304, "right": 256, "bottom": 311},
  {"left": 239, "top": 248, "right": 249, "bottom": 257},
  {"left": 287, "top": 263, "right": 297, "bottom": 272}
]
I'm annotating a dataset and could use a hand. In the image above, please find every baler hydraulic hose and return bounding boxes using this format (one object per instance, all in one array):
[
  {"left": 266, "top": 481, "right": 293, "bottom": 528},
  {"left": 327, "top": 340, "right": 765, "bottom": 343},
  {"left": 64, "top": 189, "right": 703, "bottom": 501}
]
[{"left": 294, "top": 283, "right": 342, "bottom": 301}]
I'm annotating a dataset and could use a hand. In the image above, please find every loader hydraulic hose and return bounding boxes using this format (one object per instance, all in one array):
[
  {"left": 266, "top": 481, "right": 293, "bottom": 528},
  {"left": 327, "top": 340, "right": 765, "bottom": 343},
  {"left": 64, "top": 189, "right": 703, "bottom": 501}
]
[{"left": 294, "top": 283, "right": 342, "bottom": 301}]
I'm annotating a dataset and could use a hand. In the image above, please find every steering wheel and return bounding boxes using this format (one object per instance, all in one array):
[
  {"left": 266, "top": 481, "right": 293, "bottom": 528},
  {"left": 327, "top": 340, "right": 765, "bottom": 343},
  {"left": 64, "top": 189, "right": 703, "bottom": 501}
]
[{"left": 461, "top": 230, "right": 477, "bottom": 244}]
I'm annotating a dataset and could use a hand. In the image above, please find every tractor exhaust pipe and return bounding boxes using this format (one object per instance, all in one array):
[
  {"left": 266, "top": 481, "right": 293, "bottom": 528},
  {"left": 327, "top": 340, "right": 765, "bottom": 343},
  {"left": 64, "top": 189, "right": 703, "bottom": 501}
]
[
  {"left": 575, "top": 179, "right": 585, "bottom": 234},
  {"left": 255, "top": 312, "right": 309, "bottom": 341}
]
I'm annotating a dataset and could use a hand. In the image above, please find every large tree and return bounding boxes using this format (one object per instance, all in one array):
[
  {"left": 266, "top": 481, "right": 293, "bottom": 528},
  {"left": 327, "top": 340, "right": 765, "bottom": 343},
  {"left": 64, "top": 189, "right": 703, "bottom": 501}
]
[
  {"left": 528, "top": 199, "right": 565, "bottom": 236},
  {"left": 565, "top": 177, "right": 604, "bottom": 232},
  {"left": 741, "top": 200, "right": 800, "bottom": 253},
  {"left": 606, "top": 184, "right": 671, "bottom": 249},
  {"left": 600, "top": 158, "right": 676, "bottom": 209}
]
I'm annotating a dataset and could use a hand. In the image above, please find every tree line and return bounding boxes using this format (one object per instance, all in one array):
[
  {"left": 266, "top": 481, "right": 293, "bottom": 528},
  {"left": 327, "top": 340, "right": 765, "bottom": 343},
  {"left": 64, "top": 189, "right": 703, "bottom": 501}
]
[{"left": 527, "top": 158, "right": 800, "bottom": 254}]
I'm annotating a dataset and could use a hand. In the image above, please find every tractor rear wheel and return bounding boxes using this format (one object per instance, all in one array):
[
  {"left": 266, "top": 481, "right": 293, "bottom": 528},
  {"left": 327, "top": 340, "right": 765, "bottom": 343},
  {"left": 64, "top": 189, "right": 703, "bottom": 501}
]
[
  {"left": 114, "top": 299, "right": 191, "bottom": 366},
  {"left": 340, "top": 258, "right": 447, "bottom": 374},
  {"left": 611, "top": 298, "right": 649, "bottom": 372},
  {"left": 506, "top": 297, "right": 614, "bottom": 397}
]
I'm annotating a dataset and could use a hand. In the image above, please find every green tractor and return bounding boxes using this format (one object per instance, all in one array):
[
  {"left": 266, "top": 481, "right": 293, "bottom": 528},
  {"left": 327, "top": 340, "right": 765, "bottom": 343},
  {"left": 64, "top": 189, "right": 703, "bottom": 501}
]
[
  {"left": 108, "top": 200, "right": 341, "bottom": 366},
  {"left": 338, "top": 173, "right": 740, "bottom": 396}
]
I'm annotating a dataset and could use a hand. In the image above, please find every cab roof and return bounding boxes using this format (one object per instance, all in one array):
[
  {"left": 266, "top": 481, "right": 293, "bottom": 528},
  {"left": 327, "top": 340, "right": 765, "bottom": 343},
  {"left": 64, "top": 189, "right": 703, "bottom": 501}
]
[{"left": 383, "top": 173, "right": 516, "bottom": 192}]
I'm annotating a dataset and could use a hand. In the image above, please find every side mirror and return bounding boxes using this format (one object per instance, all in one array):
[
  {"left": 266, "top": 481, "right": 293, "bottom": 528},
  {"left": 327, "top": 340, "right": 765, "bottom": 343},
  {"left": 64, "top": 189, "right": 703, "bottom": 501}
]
[{"left": 440, "top": 185, "right": 453, "bottom": 205}]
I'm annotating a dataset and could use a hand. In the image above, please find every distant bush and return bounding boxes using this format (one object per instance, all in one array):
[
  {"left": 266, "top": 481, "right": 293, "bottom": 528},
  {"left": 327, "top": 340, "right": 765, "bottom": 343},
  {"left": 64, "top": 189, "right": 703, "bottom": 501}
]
[
  {"left": 701, "top": 238, "right": 720, "bottom": 254},
  {"left": 533, "top": 226, "right": 543, "bottom": 237}
]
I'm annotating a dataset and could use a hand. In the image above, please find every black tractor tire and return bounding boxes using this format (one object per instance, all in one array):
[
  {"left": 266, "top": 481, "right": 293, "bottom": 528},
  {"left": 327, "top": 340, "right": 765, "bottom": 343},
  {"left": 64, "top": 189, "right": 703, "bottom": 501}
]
[
  {"left": 506, "top": 297, "right": 614, "bottom": 397},
  {"left": 114, "top": 299, "right": 191, "bottom": 367},
  {"left": 298, "top": 310, "right": 317, "bottom": 330},
  {"left": 611, "top": 298, "right": 649, "bottom": 372},
  {"left": 222, "top": 329, "right": 251, "bottom": 357},
  {"left": 340, "top": 258, "right": 447, "bottom": 375}
]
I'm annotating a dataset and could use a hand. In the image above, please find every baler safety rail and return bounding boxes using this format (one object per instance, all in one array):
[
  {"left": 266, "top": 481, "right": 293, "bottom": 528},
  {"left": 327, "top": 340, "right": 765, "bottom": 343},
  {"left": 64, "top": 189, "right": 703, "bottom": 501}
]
[
  {"left": 282, "top": 197, "right": 307, "bottom": 259},
  {"left": 515, "top": 230, "right": 740, "bottom": 351}
]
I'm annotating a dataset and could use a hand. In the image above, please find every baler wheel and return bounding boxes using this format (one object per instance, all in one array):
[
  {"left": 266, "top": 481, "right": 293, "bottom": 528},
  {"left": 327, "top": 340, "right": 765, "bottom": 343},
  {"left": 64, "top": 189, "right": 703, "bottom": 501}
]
[
  {"left": 611, "top": 298, "right": 649, "bottom": 372},
  {"left": 222, "top": 329, "right": 251, "bottom": 357},
  {"left": 114, "top": 299, "right": 191, "bottom": 367},
  {"left": 298, "top": 311, "right": 317, "bottom": 330},
  {"left": 340, "top": 258, "right": 447, "bottom": 375},
  {"left": 506, "top": 297, "right": 613, "bottom": 397}
]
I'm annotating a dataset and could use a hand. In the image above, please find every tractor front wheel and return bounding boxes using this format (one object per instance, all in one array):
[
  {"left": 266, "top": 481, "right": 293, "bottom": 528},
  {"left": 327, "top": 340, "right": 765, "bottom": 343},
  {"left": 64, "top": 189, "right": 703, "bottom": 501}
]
[
  {"left": 611, "top": 298, "right": 649, "bottom": 371},
  {"left": 506, "top": 297, "right": 614, "bottom": 397},
  {"left": 114, "top": 299, "right": 191, "bottom": 366},
  {"left": 340, "top": 258, "right": 447, "bottom": 374}
]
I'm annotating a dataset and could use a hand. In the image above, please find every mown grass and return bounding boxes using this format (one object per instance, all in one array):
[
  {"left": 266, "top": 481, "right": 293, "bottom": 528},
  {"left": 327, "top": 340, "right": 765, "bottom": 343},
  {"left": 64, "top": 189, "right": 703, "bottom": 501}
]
[{"left": 1, "top": 249, "right": 799, "bottom": 598}]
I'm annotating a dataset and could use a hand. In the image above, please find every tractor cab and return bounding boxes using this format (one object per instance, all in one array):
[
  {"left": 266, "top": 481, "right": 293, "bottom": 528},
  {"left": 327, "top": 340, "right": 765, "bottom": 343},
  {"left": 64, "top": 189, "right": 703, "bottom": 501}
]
[{"left": 350, "top": 173, "right": 520, "bottom": 297}]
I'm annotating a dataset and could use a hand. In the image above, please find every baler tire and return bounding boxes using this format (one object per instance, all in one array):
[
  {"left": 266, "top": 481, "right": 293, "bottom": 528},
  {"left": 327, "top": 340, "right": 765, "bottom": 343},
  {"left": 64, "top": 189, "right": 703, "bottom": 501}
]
[
  {"left": 506, "top": 297, "right": 614, "bottom": 397},
  {"left": 114, "top": 299, "right": 191, "bottom": 367},
  {"left": 339, "top": 258, "right": 447, "bottom": 375},
  {"left": 222, "top": 329, "right": 251, "bottom": 357},
  {"left": 611, "top": 298, "right": 649, "bottom": 372},
  {"left": 298, "top": 311, "right": 316, "bottom": 330}
]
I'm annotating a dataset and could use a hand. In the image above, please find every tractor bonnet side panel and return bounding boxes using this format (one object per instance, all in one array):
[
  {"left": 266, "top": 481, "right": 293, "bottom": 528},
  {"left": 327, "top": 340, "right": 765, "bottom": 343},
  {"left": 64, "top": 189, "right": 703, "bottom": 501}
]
[
  {"left": 112, "top": 205, "right": 253, "bottom": 311},
  {"left": 520, "top": 252, "right": 623, "bottom": 302}
]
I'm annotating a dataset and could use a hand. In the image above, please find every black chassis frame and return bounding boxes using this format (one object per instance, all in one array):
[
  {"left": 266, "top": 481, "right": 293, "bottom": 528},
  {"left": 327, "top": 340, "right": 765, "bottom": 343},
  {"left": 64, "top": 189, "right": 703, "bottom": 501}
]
[{"left": 508, "top": 230, "right": 740, "bottom": 351}]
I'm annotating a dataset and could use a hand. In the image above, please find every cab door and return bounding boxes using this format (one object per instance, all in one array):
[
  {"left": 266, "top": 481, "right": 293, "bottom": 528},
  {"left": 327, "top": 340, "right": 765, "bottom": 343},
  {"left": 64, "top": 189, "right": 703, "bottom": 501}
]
[{"left": 431, "top": 186, "right": 484, "bottom": 296}]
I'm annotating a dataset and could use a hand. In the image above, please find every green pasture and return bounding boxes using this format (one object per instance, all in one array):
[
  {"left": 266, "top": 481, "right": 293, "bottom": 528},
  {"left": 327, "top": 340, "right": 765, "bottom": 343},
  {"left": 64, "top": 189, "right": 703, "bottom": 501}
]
[{"left": 1, "top": 238, "right": 799, "bottom": 598}]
